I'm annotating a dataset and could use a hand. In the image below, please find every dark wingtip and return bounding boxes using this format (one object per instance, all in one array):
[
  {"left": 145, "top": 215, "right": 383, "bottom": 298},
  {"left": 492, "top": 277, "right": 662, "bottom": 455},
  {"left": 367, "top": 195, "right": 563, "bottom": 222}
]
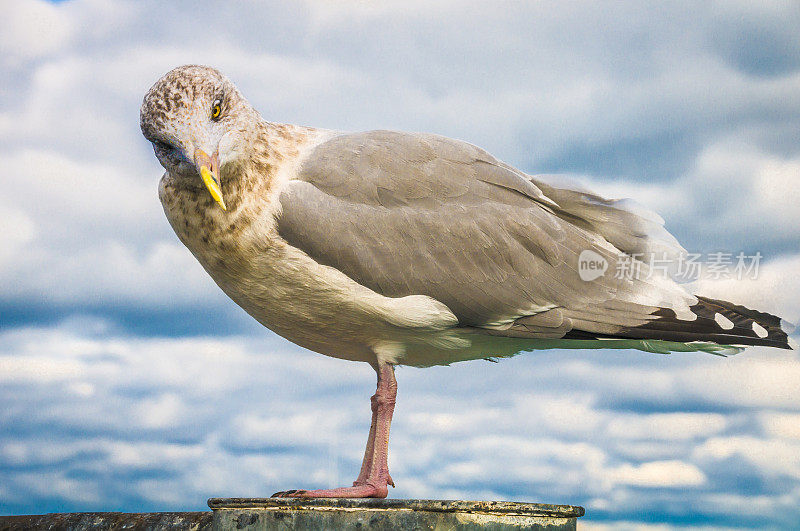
[{"left": 569, "top": 296, "right": 795, "bottom": 351}]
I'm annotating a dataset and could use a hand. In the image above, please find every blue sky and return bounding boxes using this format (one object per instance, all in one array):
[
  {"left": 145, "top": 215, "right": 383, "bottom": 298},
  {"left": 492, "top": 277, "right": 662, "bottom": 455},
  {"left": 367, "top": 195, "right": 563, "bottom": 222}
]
[{"left": 1, "top": 1, "right": 800, "bottom": 528}]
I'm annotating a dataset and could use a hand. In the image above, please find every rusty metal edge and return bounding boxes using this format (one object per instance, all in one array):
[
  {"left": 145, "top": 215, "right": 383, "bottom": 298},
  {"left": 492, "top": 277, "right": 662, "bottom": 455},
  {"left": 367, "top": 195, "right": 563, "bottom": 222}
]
[{"left": 207, "top": 498, "right": 585, "bottom": 518}]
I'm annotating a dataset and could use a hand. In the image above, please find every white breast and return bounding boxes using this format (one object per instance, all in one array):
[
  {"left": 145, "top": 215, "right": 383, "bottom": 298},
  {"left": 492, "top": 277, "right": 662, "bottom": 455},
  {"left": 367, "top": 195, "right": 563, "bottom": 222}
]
[{"left": 158, "top": 134, "right": 459, "bottom": 366}]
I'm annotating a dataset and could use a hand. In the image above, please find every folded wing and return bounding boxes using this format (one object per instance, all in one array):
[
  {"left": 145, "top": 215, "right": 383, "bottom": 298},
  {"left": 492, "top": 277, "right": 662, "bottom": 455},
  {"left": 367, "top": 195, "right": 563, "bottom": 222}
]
[{"left": 277, "top": 130, "right": 791, "bottom": 352}]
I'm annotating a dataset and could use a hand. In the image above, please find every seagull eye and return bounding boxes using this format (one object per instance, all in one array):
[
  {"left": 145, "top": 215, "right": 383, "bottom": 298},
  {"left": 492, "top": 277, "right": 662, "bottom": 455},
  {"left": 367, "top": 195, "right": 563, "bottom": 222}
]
[
  {"left": 211, "top": 99, "right": 222, "bottom": 120},
  {"left": 152, "top": 140, "right": 175, "bottom": 152},
  {"left": 153, "top": 140, "right": 174, "bottom": 152}
]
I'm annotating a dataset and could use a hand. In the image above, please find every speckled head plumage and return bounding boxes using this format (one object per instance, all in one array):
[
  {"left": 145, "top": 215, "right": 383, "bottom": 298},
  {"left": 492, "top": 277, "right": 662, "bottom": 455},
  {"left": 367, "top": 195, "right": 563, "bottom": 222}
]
[{"left": 140, "top": 65, "right": 259, "bottom": 209}]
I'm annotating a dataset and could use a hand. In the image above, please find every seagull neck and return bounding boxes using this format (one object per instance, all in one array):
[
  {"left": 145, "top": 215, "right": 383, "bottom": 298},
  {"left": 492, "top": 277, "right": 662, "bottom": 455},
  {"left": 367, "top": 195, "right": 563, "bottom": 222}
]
[
  {"left": 253, "top": 120, "right": 319, "bottom": 160},
  {"left": 219, "top": 121, "right": 318, "bottom": 213}
]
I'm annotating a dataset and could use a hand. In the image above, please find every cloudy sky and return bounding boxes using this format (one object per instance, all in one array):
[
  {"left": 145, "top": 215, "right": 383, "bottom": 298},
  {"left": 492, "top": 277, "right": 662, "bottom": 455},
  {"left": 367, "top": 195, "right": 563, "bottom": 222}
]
[{"left": 1, "top": 0, "right": 799, "bottom": 528}]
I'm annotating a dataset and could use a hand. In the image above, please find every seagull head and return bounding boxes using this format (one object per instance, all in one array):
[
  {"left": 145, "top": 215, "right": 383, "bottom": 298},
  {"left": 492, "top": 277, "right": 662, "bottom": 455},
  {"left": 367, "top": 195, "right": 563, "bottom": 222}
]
[{"left": 140, "top": 65, "right": 257, "bottom": 211}]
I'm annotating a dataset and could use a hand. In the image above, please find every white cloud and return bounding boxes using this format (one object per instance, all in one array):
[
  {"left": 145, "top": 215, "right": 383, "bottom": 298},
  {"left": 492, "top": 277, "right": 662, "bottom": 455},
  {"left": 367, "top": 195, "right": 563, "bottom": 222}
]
[
  {"left": 694, "top": 436, "right": 800, "bottom": 480},
  {"left": 584, "top": 138, "right": 800, "bottom": 261},
  {"left": 0, "top": 0, "right": 797, "bottom": 327},
  {"left": 0, "top": 0, "right": 73, "bottom": 67},
  {"left": 605, "top": 413, "right": 728, "bottom": 442},
  {"left": 226, "top": 411, "right": 352, "bottom": 450},
  {"left": 0, "top": 208, "right": 37, "bottom": 268},
  {"left": 0, "top": 355, "right": 87, "bottom": 383},
  {"left": 2, "top": 149, "right": 156, "bottom": 242},
  {"left": 687, "top": 140, "right": 800, "bottom": 242},
  {"left": 133, "top": 393, "right": 186, "bottom": 430},
  {"left": 608, "top": 460, "right": 707, "bottom": 488},
  {"left": 761, "top": 412, "right": 800, "bottom": 440},
  {"left": 757, "top": 159, "right": 800, "bottom": 226},
  {"left": 0, "top": 324, "right": 798, "bottom": 525},
  {"left": 582, "top": 523, "right": 742, "bottom": 531}
]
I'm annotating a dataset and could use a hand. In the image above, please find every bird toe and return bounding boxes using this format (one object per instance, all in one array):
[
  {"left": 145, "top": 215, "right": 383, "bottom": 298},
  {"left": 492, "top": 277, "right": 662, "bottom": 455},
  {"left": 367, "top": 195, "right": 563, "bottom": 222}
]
[{"left": 271, "top": 489, "right": 308, "bottom": 498}]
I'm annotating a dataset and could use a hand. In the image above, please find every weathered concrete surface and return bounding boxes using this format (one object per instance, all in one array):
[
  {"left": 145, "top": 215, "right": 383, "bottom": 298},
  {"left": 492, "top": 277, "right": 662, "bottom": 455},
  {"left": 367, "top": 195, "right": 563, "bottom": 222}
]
[
  {"left": 0, "top": 499, "right": 584, "bottom": 530},
  {"left": 209, "top": 498, "right": 584, "bottom": 530},
  {"left": 0, "top": 511, "right": 212, "bottom": 530}
]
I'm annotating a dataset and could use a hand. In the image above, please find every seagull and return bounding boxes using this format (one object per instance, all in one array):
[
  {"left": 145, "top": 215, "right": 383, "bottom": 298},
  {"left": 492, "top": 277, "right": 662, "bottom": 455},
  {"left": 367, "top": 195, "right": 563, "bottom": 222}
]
[{"left": 140, "top": 65, "right": 794, "bottom": 499}]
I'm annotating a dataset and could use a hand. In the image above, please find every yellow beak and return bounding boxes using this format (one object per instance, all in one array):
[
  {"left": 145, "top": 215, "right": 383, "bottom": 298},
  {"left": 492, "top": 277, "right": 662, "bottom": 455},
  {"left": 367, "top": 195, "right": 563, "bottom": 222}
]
[{"left": 194, "top": 148, "right": 226, "bottom": 211}]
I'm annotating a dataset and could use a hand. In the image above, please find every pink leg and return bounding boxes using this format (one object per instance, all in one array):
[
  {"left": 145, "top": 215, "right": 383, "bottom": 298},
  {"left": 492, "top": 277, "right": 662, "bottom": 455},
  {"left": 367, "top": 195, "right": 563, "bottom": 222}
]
[
  {"left": 272, "top": 364, "right": 397, "bottom": 498},
  {"left": 353, "top": 393, "right": 379, "bottom": 486}
]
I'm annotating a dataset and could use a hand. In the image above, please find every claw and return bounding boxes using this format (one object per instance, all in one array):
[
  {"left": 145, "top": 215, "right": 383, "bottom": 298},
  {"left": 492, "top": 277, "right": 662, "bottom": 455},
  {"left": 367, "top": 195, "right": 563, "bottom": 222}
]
[
  {"left": 271, "top": 489, "right": 305, "bottom": 498},
  {"left": 268, "top": 484, "right": 386, "bottom": 498}
]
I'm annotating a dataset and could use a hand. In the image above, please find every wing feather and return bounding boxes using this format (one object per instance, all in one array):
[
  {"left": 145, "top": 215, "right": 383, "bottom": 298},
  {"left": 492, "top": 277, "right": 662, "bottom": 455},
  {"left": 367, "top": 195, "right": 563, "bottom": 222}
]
[{"left": 277, "top": 130, "right": 698, "bottom": 336}]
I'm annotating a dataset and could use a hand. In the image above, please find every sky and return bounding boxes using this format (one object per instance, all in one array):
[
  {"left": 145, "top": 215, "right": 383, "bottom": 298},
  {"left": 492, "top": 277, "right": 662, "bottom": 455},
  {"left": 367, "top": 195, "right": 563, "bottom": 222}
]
[{"left": 1, "top": 0, "right": 799, "bottom": 528}]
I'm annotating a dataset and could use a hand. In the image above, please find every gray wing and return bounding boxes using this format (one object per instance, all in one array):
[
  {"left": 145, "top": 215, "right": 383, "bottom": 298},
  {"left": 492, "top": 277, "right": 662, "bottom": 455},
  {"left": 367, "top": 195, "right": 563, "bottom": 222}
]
[{"left": 277, "top": 130, "right": 697, "bottom": 337}]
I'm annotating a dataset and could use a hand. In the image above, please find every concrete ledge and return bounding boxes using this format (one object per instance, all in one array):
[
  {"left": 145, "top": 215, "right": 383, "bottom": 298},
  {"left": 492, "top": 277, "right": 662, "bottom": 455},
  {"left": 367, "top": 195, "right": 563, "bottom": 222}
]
[
  {"left": 0, "top": 499, "right": 584, "bottom": 530},
  {"left": 0, "top": 511, "right": 212, "bottom": 530},
  {"left": 209, "top": 498, "right": 584, "bottom": 530}
]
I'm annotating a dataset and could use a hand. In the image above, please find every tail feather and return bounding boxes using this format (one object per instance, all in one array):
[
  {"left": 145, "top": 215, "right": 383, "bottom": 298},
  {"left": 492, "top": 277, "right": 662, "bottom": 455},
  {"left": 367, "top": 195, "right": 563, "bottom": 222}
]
[{"left": 563, "top": 296, "right": 794, "bottom": 350}]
